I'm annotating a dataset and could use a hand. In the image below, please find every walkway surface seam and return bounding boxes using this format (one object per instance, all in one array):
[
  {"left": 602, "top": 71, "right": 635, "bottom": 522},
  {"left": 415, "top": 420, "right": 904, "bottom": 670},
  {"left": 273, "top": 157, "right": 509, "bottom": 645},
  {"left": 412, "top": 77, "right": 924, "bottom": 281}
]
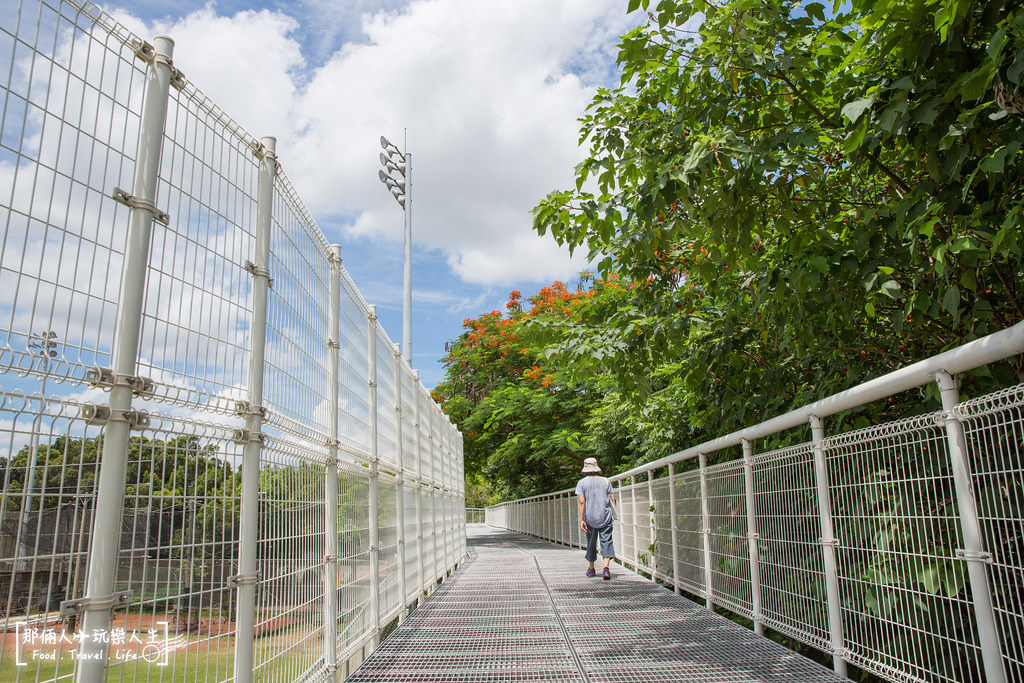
[{"left": 345, "top": 525, "right": 847, "bottom": 682}]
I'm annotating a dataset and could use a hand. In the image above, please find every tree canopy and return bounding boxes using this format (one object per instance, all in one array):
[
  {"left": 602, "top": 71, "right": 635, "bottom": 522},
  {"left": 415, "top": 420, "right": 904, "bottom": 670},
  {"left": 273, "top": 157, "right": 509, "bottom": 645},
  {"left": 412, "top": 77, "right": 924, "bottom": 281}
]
[{"left": 438, "top": 0, "right": 1023, "bottom": 500}]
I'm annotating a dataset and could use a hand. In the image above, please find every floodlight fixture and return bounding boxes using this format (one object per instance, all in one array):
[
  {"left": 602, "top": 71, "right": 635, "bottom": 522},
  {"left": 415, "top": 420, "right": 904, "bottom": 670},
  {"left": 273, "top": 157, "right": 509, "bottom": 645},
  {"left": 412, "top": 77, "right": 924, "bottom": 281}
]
[
  {"left": 377, "top": 133, "right": 413, "bottom": 363},
  {"left": 380, "top": 135, "right": 403, "bottom": 158}
]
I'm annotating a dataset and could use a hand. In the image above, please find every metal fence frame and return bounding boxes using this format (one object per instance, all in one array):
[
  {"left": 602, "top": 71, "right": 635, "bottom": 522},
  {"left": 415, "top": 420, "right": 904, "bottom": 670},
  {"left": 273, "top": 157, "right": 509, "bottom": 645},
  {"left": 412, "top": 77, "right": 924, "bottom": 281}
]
[
  {"left": 0, "top": 2, "right": 464, "bottom": 682},
  {"left": 488, "top": 323, "right": 1024, "bottom": 683}
]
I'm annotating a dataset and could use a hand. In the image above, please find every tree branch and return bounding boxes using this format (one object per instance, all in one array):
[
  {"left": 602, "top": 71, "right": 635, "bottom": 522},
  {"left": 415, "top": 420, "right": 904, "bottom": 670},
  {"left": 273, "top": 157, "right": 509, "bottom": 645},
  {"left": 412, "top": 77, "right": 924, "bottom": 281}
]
[
  {"left": 992, "top": 262, "right": 1024, "bottom": 319},
  {"left": 767, "top": 70, "right": 917, "bottom": 204}
]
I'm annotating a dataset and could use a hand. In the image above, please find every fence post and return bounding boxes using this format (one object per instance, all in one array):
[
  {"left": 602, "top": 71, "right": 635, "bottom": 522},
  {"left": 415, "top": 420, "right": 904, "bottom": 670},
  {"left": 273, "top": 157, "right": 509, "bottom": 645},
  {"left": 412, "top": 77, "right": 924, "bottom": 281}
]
[
  {"left": 648, "top": 471, "right": 657, "bottom": 579},
  {"left": 413, "top": 371, "right": 425, "bottom": 597},
  {"left": 431, "top": 408, "right": 440, "bottom": 580},
  {"left": 742, "top": 439, "right": 764, "bottom": 636},
  {"left": 232, "top": 134, "right": 277, "bottom": 683},
  {"left": 73, "top": 35, "right": 175, "bottom": 683},
  {"left": 668, "top": 462, "right": 680, "bottom": 595},
  {"left": 393, "top": 345, "right": 408, "bottom": 616},
  {"left": 566, "top": 492, "right": 573, "bottom": 546},
  {"left": 324, "top": 245, "right": 342, "bottom": 673},
  {"left": 628, "top": 479, "right": 639, "bottom": 568},
  {"left": 935, "top": 371, "right": 1006, "bottom": 683},
  {"left": 545, "top": 497, "right": 550, "bottom": 541},
  {"left": 698, "top": 453, "right": 714, "bottom": 610},
  {"left": 613, "top": 482, "right": 623, "bottom": 562},
  {"left": 367, "top": 306, "right": 381, "bottom": 644},
  {"left": 809, "top": 415, "right": 847, "bottom": 676},
  {"left": 445, "top": 416, "right": 455, "bottom": 569}
]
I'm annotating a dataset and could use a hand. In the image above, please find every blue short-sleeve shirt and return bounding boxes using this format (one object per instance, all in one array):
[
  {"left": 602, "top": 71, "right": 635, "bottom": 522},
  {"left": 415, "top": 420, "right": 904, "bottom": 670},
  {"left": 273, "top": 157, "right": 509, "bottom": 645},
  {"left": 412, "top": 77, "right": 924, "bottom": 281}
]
[{"left": 575, "top": 475, "right": 613, "bottom": 529}]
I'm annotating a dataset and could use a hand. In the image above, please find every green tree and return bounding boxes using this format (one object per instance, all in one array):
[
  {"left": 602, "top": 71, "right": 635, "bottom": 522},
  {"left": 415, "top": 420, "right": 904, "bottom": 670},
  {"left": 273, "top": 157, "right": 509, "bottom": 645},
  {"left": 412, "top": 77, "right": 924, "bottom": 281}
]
[
  {"left": 434, "top": 282, "right": 634, "bottom": 498},
  {"left": 532, "top": 0, "right": 1024, "bottom": 436}
]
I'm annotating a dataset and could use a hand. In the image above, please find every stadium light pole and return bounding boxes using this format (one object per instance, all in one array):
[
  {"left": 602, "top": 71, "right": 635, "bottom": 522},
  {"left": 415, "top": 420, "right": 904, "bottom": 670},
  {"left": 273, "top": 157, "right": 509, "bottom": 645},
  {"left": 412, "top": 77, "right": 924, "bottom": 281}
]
[{"left": 378, "top": 135, "right": 412, "bottom": 364}]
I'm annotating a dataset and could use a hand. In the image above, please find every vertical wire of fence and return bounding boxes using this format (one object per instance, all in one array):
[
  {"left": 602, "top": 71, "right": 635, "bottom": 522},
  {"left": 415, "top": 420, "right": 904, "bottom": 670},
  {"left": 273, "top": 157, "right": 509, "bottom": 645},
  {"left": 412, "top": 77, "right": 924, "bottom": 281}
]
[
  {"left": 487, "top": 324, "right": 1024, "bottom": 683},
  {"left": 0, "top": 2, "right": 464, "bottom": 682}
]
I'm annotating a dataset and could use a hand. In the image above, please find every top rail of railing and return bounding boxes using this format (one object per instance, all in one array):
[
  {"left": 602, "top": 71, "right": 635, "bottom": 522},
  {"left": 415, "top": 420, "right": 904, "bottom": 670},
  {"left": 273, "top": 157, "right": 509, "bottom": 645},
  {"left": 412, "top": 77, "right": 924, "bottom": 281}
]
[{"left": 490, "top": 319, "right": 1024, "bottom": 502}]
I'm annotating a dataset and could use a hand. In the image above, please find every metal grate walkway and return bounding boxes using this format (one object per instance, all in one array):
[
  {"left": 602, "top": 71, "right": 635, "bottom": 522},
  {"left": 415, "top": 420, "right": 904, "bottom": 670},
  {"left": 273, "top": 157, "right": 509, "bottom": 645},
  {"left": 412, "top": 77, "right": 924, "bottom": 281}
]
[{"left": 346, "top": 525, "right": 846, "bottom": 682}]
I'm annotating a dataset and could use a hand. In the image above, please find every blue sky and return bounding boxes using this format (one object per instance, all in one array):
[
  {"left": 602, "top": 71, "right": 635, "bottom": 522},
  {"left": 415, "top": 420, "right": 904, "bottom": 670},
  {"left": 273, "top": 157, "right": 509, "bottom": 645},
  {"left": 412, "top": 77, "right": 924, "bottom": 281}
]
[{"left": 106, "top": 0, "right": 641, "bottom": 388}]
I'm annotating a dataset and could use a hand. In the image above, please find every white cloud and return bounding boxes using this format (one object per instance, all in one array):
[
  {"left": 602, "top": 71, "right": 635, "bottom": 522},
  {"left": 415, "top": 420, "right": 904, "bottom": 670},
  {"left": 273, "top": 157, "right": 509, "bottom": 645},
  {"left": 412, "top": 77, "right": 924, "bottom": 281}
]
[{"left": 122, "top": 0, "right": 636, "bottom": 287}]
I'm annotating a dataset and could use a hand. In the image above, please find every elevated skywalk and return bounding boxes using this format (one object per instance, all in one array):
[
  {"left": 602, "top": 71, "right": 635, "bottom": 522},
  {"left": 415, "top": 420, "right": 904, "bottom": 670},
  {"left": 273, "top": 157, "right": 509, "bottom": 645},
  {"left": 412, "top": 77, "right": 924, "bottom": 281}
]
[{"left": 347, "top": 525, "right": 845, "bottom": 682}]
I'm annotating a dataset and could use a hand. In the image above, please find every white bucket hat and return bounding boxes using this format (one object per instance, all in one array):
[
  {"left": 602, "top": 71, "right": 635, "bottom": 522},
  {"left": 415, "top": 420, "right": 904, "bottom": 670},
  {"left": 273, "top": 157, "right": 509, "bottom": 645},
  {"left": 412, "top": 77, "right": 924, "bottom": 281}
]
[{"left": 581, "top": 457, "right": 601, "bottom": 474}]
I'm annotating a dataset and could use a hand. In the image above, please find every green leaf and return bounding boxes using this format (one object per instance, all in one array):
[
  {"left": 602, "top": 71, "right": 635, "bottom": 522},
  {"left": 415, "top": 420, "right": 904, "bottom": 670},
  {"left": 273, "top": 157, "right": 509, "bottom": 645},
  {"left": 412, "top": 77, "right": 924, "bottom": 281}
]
[
  {"left": 919, "top": 564, "right": 942, "bottom": 594},
  {"left": 806, "top": 2, "right": 825, "bottom": 22},
  {"left": 942, "top": 285, "right": 961, "bottom": 318},
  {"left": 880, "top": 280, "right": 902, "bottom": 299},
  {"left": 961, "top": 64, "right": 995, "bottom": 101},
  {"left": 844, "top": 118, "right": 868, "bottom": 154},
  {"left": 841, "top": 95, "right": 875, "bottom": 123},
  {"left": 961, "top": 268, "right": 977, "bottom": 292}
]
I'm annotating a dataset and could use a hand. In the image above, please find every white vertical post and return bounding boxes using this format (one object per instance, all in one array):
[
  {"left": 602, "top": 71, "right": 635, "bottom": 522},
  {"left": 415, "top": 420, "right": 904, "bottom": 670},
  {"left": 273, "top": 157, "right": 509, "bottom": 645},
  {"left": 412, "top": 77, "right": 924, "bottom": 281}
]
[
  {"left": 413, "top": 371, "right": 425, "bottom": 597},
  {"left": 935, "top": 371, "right": 1006, "bottom": 683},
  {"left": 742, "top": 439, "right": 764, "bottom": 636},
  {"left": 549, "top": 495, "right": 555, "bottom": 542},
  {"left": 324, "top": 245, "right": 342, "bottom": 672},
  {"left": 393, "top": 345, "right": 408, "bottom": 614},
  {"left": 810, "top": 416, "right": 847, "bottom": 676},
  {"left": 647, "top": 471, "right": 656, "bottom": 578},
  {"left": 75, "top": 35, "right": 175, "bottom": 683},
  {"left": 233, "top": 134, "right": 276, "bottom": 683},
  {"left": 542, "top": 498, "right": 547, "bottom": 540},
  {"left": 668, "top": 462, "right": 680, "bottom": 595},
  {"left": 443, "top": 417, "right": 453, "bottom": 570},
  {"left": 562, "top": 492, "right": 569, "bottom": 546},
  {"left": 699, "top": 453, "right": 714, "bottom": 610},
  {"left": 629, "top": 479, "right": 639, "bottom": 568},
  {"left": 431, "top": 409, "right": 440, "bottom": 580},
  {"left": 367, "top": 306, "right": 381, "bottom": 643},
  {"left": 402, "top": 152, "right": 412, "bottom": 364},
  {"left": 613, "top": 482, "right": 623, "bottom": 559}
]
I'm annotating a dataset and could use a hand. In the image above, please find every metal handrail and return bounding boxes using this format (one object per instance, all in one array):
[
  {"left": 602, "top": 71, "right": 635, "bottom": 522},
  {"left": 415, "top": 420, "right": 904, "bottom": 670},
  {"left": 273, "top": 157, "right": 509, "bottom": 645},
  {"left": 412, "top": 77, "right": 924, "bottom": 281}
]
[{"left": 487, "top": 321, "right": 1024, "bottom": 682}]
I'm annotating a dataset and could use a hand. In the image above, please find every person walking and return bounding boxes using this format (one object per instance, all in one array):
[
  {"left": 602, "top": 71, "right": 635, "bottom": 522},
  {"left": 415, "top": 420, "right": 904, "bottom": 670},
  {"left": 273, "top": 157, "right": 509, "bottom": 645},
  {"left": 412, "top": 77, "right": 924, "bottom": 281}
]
[{"left": 575, "top": 457, "right": 616, "bottom": 579}]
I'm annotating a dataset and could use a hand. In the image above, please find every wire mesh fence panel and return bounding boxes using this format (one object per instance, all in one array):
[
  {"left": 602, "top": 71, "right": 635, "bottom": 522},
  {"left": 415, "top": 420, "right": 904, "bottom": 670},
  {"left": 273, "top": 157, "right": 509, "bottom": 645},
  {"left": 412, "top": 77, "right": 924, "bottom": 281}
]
[
  {"left": 650, "top": 475, "right": 675, "bottom": 583},
  {"left": 253, "top": 437, "right": 327, "bottom": 682},
  {"left": 411, "top": 388, "right": 424, "bottom": 488},
  {"left": 262, "top": 177, "right": 331, "bottom": 440},
  {"left": 417, "top": 485, "right": 435, "bottom": 588},
  {"left": 112, "top": 417, "right": 244, "bottom": 683},
  {"left": 338, "top": 270, "right": 370, "bottom": 461},
  {"left": 377, "top": 475, "right": 400, "bottom": 621},
  {"left": 433, "top": 492, "right": 445, "bottom": 579},
  {"left": 959, "top": 383, "right": 1024, "bottom": 682},
  {"left": 140, "top": 82, "right": 259, "bottom": 413},
  {"left": 337, "top": 464, "right": 372, "bottom": 660},
  {"left": 399, "top": 365, "right": 418, "bottom": 482},
  {"left": 1, "top": 1, "right": 465, "bottom": 681},
  {"left": 672, "top": 469, "right": 706, "bottom": 598},
  {"left": 443, "top": 494, "right": 455, "bottom": 569},
  {"left": 0, "top": 2, "right": 143, "bottom": 389},
  {"left": 633, "top": 478, "right": 653, "bottom": 574},
  {"left": 562, "top": 494, "right": 575, "bottom": 547},
  {"left": 706, "top": 458, "right": 752, "bottom": 619},
  {"left": 0, "top": 392, "right": 103, "bottom": 679},
  {"left": 374, "top": 330, "right": 398, "bottom": 471},
  {"left": 826, "top": 414, "right": 978, "bottom": 682},
  {"left": 402, "top": 484, "right": 420, "bottom": 603},
  {"left": 0, "top": 393, "right": 249, "bottom": 682},
  {"left": 618, "top": 482, "right": 637, "bottom": 568},
  {"left": 754, "top": 441, "right": 830, "bottom": 651}
]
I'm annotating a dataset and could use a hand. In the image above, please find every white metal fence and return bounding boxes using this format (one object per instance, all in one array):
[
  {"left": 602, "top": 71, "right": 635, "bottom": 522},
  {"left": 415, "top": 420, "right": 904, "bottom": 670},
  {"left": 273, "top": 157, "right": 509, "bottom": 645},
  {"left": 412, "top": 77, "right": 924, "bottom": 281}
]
[
  {"left": 0, "top": 1, "right": 464, "bottom": 681},
  {"left": 488, "top": 324, "right": 1024, "bottom": 683}
]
